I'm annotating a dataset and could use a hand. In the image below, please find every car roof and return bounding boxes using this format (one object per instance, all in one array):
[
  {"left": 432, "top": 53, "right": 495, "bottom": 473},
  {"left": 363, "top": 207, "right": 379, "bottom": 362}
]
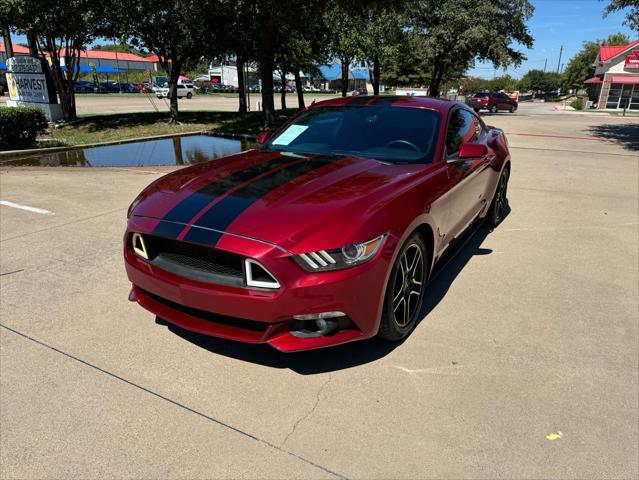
[{"left": 309, "top": 95, "right": 462, "bottom": 114}]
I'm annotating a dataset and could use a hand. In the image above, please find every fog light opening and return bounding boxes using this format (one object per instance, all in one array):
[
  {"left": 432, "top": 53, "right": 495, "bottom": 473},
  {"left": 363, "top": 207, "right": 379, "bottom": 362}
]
[{"left": 290, "top": 312, "right": 353, "bottom": 338}]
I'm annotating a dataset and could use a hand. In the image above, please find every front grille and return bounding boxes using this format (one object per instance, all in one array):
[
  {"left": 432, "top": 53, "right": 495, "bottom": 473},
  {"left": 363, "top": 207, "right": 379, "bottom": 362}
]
[
  {"left": 142, "top": 289, "right": 269, "bottom": 333},
  {"left": 140, "top": 234, "right": 245, "bottom": 286}
]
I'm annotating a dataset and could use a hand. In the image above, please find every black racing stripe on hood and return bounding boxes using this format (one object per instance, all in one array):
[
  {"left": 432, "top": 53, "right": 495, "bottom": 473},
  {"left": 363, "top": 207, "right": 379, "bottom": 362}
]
[
  {"left": 181, "top": 156, "right": 338, "bottom": 246},
  {"left": 153, "top": 154, "right": 295, "bottom": 236}
]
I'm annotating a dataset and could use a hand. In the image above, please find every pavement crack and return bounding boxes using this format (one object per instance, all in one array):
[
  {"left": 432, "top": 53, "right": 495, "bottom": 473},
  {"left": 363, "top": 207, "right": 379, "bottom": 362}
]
[
  {"left": 0, "top": 323, "right": 348, "bottom": 480},
  {"left": 0, "top": 269, "right": 24, "bottom": 276},
  {"left": 281, "top": 373, "right": 332, "bottom": 448}
]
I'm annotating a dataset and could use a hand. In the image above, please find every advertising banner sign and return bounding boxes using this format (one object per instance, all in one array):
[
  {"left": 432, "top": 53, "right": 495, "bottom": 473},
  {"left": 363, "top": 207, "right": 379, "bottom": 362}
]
[
  {"left": 5, "top": 56, "right": 50, "bottom": 103},
  {"left": 624, "top": 50, "right": 639, "bottom": 70},
  {"left": 6, "top": 73, "right": 50, "bottom": 103}
]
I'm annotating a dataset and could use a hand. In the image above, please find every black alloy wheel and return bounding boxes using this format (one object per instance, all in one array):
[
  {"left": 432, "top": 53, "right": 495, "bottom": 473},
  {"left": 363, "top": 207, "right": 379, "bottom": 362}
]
[
  {"left": 487, "top": 167, "right": 509, "bottom": 227},
  {"left": 378, "top": 233, "right": 428, "bottom": 341}
]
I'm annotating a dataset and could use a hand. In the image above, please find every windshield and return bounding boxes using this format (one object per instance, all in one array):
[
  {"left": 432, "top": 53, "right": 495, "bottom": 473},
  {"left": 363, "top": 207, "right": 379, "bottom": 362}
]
[{"left": 265, "top": 105, "right": 441, "bottom": 164}]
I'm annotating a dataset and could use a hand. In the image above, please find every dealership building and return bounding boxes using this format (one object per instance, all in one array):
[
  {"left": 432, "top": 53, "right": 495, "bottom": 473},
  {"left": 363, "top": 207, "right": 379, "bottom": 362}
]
[
  {"left": 585, "top": 39, "right": 639, "bottom": 110},
  {"left": 1, "top": 43, "right": 154, "bottom": 74}
]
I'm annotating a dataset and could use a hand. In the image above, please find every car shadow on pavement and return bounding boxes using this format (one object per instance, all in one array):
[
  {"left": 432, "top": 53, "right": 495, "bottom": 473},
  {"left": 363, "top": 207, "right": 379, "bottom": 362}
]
[
  {"left": 587, "top": 123, "right": 639, "bottom": 151},
  {"left": 160, "top": 207, "right": 510, "bottom": 375}
]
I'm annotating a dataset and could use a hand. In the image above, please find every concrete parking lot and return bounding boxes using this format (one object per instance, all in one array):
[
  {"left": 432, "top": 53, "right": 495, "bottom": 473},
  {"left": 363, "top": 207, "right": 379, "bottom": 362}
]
[{"left": 1, "top": 104, "right": 638, "bottom": 479}]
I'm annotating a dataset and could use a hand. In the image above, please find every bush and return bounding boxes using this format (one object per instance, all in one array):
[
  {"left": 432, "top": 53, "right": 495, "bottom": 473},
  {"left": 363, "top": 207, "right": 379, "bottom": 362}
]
[
  {"left": 570, "top": 99, "right": 584, "bottom": 110},
  {"left": 0, "top": 106, "right": 48, "bottom": 151}
]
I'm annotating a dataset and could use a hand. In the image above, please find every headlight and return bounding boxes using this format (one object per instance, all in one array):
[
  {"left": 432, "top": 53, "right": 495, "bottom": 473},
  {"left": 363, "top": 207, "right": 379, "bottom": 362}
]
[{"left": 294, "top": 234, "right": 387, "bottom": 272}]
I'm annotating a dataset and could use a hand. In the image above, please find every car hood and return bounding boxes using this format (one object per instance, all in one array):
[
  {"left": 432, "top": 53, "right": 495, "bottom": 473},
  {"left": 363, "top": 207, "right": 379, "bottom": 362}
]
[{"left": 131, "top": 149, "right": 421, "bottom": 252}]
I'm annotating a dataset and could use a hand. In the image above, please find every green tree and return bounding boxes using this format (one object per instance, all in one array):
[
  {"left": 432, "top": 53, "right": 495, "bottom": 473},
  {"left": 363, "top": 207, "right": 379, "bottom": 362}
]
[
  {"left": 325, "top": 5, "right": 363, "bottom": 97},
  {"left": 358, "top": 8, "right": 405, "bottom": 95},
  {"left": 562, "top": 33, "right": 631, "bottom": 90},
  {"left": 381, "top": 31, "right": 432, "bottom": 87},
  {"left": 485, "top": 74, "right": 519, "bottom": 92},
  {"left": 113, "top": 0, "right": 226, "bottom": 123},
  {"left": 459, "top": 76, "right": 487, "bottom": 95},
  {"left": 408, "top": 0, "right": 534, "bottom": 96},
  {"left": 519, "top": 69, "right": 561, "bottom": 93},
  {"left": 603, "top": 0, "right": 639, "bottom": 32},
  {"left": 6, "top": 0, "right": 109, "bottom": 121}
]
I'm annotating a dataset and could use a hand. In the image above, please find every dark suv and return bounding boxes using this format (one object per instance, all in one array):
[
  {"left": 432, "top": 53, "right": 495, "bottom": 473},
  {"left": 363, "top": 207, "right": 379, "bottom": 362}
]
[{"left": 471, "top": 91, "right": 518, "bottom": 113}]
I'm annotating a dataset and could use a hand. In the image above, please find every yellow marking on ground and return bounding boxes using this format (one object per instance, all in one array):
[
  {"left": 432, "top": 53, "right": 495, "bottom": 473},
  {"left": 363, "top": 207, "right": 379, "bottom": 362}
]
[{"left": 546, "top": 431, "right": 563, "bottom": 441}]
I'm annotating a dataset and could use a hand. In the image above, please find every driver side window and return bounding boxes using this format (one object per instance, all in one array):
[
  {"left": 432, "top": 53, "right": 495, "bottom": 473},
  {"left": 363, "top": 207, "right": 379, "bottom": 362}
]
[{"left": 445, "top": 109, "right": 476, "bottom": 156}]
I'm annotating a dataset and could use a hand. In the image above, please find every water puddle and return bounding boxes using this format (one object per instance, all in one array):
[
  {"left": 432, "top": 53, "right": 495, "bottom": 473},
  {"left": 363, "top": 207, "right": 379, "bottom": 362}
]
[{"left": 2, "top": 135, "right": 256, "bottom": 167}]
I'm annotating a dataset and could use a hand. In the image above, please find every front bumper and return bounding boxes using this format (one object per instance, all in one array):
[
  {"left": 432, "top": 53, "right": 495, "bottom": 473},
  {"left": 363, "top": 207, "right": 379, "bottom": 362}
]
[{"left": 124, "top": 218, "right": 394, "bottom": 352}]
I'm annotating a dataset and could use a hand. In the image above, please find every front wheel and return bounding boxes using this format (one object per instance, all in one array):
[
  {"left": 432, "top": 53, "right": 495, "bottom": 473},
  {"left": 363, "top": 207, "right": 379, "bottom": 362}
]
[
  {"left": 509, "top": 105, "right": 517, "bottom": 113},
  {"left": 490, "top": 104, "right": 498, "bottom": 113},
  {"left": 378, "top": 233, "right": 428, "bottom": 341},
  {"left": 186, "top": 92, "right": 193, "bottom": 99},
  {"left": 486, "top": 167, "right": 510, "bottom": 227}
]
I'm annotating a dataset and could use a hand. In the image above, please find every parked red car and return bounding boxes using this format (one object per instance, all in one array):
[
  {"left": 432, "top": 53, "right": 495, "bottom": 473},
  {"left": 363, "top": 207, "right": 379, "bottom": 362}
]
[
  {"left": 124, "top": 96, "right": 511, "bottom": 351},
  {"left": 471, "top": 91, "right": 518, "bottom": 113}
]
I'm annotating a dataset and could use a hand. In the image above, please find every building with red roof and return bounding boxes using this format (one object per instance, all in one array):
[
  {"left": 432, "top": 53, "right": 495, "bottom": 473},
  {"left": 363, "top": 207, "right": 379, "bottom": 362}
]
[
  {"left": 1, "top": 43, "right": 155, "bottom": 73},
  {"left": 586, "top": 39, "right": 639, "bottom": 110}
]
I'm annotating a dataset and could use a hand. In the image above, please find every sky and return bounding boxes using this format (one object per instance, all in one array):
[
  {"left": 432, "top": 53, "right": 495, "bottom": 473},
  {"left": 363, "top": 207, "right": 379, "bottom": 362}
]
[
  {"left": 467, "top": 0, "right": 637, "bottom": 79},
  {"left": 7, "top": 0, "right": 638, "bottom": 79}
]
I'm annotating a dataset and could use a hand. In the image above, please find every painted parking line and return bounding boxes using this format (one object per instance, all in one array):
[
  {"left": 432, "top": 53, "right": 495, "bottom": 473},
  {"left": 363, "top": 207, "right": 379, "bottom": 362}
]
[{"left": 0, "top": 200, "right": 54, "bottom": 215}]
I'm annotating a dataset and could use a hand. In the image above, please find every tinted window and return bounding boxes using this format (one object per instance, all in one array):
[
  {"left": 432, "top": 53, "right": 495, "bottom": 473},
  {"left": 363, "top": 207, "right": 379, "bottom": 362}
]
[
  {"left": 474, "top": 92, "right": 489, "bottom": 98},
  {"left": 266, "top": 105, "right": 441, "bottom": 164},
  {"left": 445, "top": 109, "right": 477, "bottom": 155}
]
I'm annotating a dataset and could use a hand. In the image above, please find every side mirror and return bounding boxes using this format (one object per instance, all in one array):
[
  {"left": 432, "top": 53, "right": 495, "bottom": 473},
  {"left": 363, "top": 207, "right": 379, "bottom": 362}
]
[
  {"left": 256, "top": 130, "right": 272, "bottom": 145},
  {"left": 458, "top": 143, "right": 488, "bottom": 159}
]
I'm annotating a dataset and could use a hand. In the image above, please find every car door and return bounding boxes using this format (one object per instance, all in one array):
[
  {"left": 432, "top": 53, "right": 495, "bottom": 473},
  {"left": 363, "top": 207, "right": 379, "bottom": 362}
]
[
  {"left": 442, "top": 108, "right": 495, "bottom": 243},
  {"left": 497, "top": 92, "right": 511, "bottom": 110}
]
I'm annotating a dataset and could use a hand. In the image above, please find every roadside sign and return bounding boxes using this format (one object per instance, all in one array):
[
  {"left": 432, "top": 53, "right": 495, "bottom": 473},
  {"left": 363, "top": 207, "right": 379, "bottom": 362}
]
[{"left": 6, "top": 56, "right": 50, "bottom": 104}]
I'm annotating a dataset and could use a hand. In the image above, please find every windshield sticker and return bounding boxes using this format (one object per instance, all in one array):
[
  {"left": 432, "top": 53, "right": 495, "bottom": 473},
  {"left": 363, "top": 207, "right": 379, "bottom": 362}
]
[{"left": 272, "top": 125, "right": 308, "bottom": 146}]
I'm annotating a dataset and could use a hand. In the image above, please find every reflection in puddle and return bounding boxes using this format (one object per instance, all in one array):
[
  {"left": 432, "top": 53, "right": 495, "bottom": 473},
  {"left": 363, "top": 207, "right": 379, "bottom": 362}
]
[{"left": 4, "top": 135, "right": 256, "bottom": 167}]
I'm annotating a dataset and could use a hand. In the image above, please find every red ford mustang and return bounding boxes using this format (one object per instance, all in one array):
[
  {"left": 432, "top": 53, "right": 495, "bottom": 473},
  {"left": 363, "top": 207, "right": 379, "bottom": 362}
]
[{"left": 124, "top": 96, "right": 510, "bottom": 352}]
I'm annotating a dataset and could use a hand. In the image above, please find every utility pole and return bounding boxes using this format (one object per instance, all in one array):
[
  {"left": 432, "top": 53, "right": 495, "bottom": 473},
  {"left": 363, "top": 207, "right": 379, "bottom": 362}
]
[
  {"left": 556, "top": 45, "right": 563, "bottom": 74},
  {"left": 543, "top": 58, "right": 547, "bottom": 72},
  {"left": 113, "top": 38, "right": 122, "bottom": 93},
  {"left": 2, "top": 25, "right": 14, "bottom": 58}
]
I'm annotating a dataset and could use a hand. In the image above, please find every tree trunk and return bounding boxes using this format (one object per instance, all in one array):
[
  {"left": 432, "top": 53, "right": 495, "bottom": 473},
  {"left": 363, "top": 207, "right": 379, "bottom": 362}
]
[
  {"left": 294, "top": 69, "right": 304, "bottom": 109},
  {"left": 280, "top": 72, "right": 287, "bottom": 110},
  {"left": 167, "top": 60, "right": 181, "bottom": 124},
  {"left": 260, "top": 13, "right": 276, "bottom": 128},
  {"left": 2, "top": 26, "right": 13, "bottom": 58},
  {"left": 341, "top": 59, "right": 349, "bottom": 97},
  {"left": 429, "top": 70, "right": 443, "bottom": 98},
  {"left": 372, "top": 57, "right": 380, "bottom": 96},
  {"left": 236, "top": 56, "right": 247, "bottom": 114}
]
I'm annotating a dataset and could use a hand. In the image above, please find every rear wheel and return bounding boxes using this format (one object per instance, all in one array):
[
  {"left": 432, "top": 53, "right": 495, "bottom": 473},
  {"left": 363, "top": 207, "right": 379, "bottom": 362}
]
[
  {"left": 486, "top": 167, "right": 510, "bottom": 227},
  {"left": 186, "top": 92, "right": 193, "bottom": 99},
  {"left": 378, "top": 233, "right": 428, "bottom": 341},
  {"left": 490, "top": 104, "right": 498, "bottom": 113},
  {"left": 509, "top": 104, "right": 517, "bottom": 113}
]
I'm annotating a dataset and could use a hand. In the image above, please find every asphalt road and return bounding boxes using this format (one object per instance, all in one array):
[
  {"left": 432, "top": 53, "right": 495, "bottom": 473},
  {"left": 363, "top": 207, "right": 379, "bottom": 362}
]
[{"left": 1, "top": 107, "right": 638, "bottom": 479}]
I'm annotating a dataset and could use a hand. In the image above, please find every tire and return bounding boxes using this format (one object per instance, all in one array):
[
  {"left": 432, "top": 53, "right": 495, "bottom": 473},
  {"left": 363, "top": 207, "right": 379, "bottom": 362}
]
[
  {"left": 186, "top": 92, "right": 193, "bottom": 99},
  {"left": 378, "top": 233, "right": 428, "bottom": 341},
  {"left": 509, "top": 104, "right": 517, "bottom": 113},
  {"left": 473, "top": 107, "right": 480, "bottom": 113},
  {"left": 490, "top": 104, "right": 498, "bottom": 113},
  {"left": 486, "top": 167, "right": 510, "bottom": 227}
]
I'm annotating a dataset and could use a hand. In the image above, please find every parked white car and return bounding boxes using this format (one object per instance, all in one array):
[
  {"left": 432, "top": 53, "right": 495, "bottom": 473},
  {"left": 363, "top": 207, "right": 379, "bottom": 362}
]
[{"left": 156, "top": 83, "right": 194, "bottom": 99}]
